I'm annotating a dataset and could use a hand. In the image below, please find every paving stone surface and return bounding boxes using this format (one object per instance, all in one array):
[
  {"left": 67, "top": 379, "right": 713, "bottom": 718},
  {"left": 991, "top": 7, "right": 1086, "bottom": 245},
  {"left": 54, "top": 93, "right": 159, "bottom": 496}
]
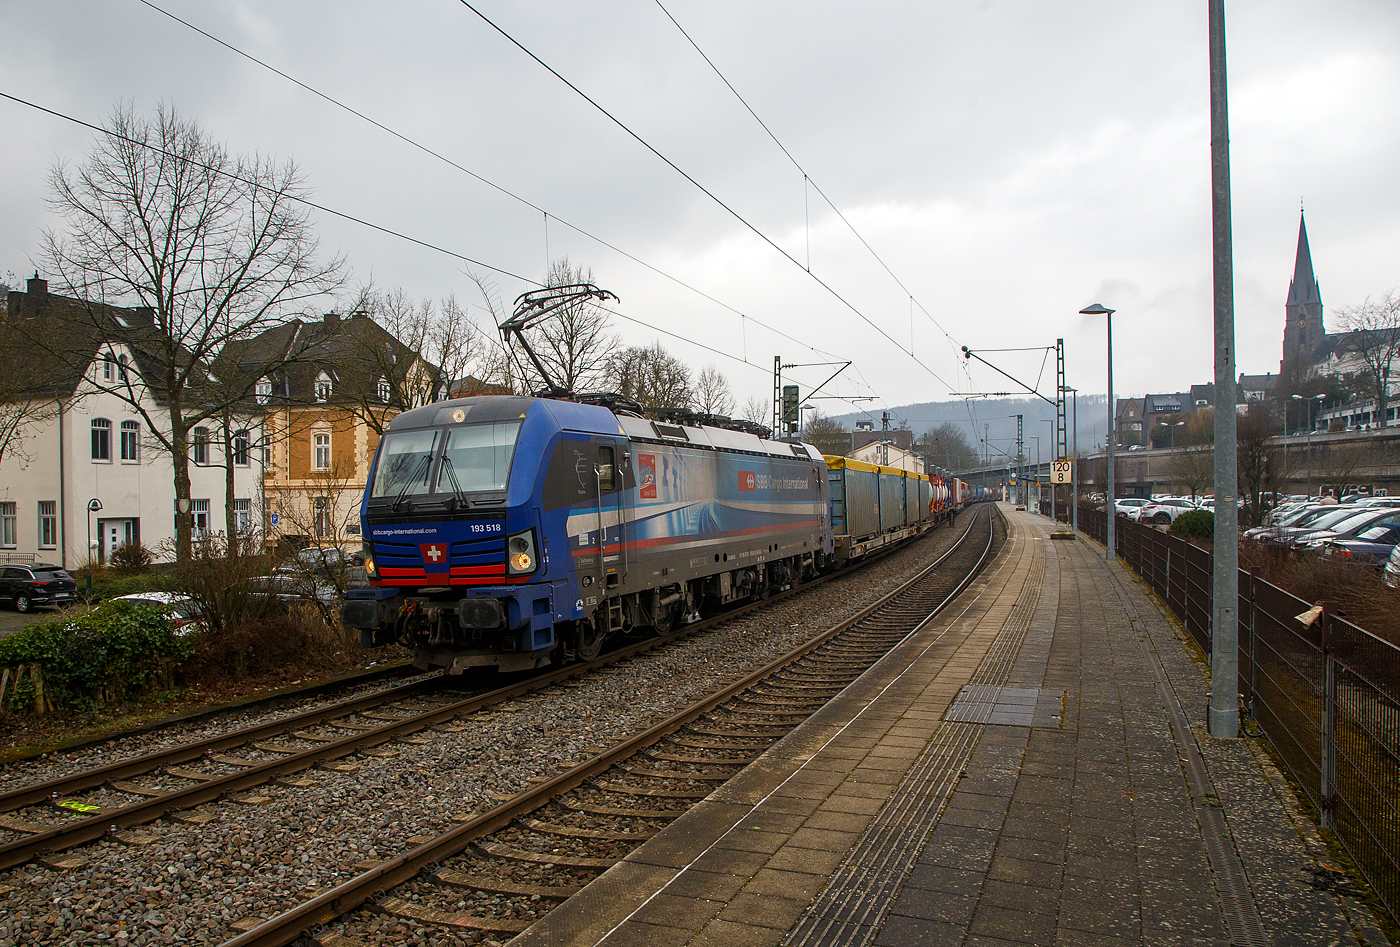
[{"left": 510, "top": 506, "right": 1383, "bottom": 947}]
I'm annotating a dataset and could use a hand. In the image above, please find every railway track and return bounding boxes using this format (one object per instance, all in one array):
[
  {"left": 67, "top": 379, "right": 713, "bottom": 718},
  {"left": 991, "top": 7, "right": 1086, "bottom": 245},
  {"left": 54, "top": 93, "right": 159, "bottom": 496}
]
[
  {"left": 0, "top": 512, "right": 972, "bottom": 877},
  {"left": 222, "top": 504, "right": 1000, "bottom": 946}
]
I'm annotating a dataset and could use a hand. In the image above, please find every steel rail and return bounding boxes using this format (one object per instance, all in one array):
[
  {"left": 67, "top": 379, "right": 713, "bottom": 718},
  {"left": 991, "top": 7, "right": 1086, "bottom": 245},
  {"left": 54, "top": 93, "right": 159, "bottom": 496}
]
[
  {"left": 221, "top": 507, "right": 995, "bottom": 947},
  {"left": 0, "top": 515, "right": 960, "bottom": 867}
]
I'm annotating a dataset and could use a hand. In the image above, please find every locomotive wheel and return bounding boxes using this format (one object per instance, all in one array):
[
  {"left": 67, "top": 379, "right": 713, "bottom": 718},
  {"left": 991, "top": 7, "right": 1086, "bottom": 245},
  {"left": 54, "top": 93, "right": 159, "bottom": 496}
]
[
  {"left": 651, "top": 604, "right": 676, "bottom": 636},
  {"left": 573, "top": 622, "right": 604, "bottom": 662}
]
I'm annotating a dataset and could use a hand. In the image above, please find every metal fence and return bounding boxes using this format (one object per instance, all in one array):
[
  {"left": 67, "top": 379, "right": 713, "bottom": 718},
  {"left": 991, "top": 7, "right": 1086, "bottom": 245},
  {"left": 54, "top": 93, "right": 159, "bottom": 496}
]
[{"left": 1078, "top": 507, "right": 1400, "bottom": 925}]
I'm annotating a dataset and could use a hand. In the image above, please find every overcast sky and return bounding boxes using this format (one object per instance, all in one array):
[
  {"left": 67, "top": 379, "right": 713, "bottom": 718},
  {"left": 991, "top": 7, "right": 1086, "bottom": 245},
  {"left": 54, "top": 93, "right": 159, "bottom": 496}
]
[{"left": 3, "top": 0, "right": 1397, "bottom": 433}]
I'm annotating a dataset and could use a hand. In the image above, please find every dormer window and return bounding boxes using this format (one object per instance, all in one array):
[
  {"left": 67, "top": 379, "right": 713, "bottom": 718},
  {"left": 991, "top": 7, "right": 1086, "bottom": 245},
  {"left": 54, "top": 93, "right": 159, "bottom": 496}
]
[
  {"left": 255, "top": 377, "right": 273, "bottom": 404},
  {"left": 315, "top": 372, "right": 332, "bottom": 402},
  {"left": 377, "top": 377, "right": 391, "bottom": 403}
]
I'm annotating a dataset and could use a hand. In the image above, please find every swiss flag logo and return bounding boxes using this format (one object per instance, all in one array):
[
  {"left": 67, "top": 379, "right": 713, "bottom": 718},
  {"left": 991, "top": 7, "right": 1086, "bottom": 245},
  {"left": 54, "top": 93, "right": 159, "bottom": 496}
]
[
  {"left": 419, "top": 543, "right": 449, "bottom": 572},
  {"left": 738, "top": 471, "right": 756, "bottom": 492}
]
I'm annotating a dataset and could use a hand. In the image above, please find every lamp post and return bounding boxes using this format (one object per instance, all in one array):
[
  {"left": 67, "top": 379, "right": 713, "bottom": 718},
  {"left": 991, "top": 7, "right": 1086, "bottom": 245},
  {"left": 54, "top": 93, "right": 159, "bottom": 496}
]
[
  {"left": 1064, "top": 386, "right": 1079, "bottom": 534},
  {"left": 1169, "top": 420, "right": 1185, "bottom": 449},
  {"left": 1030, "top": 435, "right": 1041, "bottom": 514},
  {"left": 1081, "top": 303, "right": 1116, "bottom": 558},
  {"left": 85, "top": 498, "right": 102, "bottom": 598},
  {"left": 1306, "top": 393, "right": 1325, "bottom": 496}
]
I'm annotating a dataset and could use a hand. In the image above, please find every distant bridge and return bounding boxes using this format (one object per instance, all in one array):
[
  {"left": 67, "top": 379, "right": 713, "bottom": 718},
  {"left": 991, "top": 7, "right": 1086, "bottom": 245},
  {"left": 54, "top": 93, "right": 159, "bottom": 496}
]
[{"left": 950, "top": 427, "right": 1400, "bottom": 498}]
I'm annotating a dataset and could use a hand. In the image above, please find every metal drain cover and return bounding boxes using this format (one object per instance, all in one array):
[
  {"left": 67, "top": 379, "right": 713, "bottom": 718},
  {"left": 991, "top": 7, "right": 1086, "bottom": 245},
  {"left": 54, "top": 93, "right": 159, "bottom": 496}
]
[{"left": 943, "top": 685, "right": 1063, "bottom": 727}]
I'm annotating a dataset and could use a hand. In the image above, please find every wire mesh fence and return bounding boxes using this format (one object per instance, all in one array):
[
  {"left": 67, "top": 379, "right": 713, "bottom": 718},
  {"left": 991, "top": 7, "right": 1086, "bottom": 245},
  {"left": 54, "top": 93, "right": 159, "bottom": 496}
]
[{"left": 1076, "top": 506, "right": 1399, "bottom": 925}]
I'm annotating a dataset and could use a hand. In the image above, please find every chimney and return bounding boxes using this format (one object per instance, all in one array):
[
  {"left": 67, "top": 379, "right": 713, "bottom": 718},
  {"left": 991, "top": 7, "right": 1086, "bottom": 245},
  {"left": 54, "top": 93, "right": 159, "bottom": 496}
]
[
  {"left": 350, "top": 310, "right": 368, "bottom": 320},
  {"left": 27, "top": 273, "right": 47, "bottom": 295},
  {"left": 323, "top": 312, "right": 341, "bottom": 325}
]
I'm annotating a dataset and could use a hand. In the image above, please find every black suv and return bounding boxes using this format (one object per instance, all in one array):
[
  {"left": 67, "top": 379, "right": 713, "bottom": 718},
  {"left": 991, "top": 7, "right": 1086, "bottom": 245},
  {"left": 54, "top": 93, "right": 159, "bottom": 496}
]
[{"left": 0, "top": 564, "right": 78, "bottom": 612}]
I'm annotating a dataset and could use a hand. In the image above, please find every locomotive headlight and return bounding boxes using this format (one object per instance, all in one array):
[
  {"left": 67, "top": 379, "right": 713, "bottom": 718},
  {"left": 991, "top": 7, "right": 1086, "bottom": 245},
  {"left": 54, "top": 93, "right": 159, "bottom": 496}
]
[
  {"left": 362, "top": 545, "right": 378, "bottom": 579},
  {"left": 507, "top": 531, "right": 537, "bottom": 575}
]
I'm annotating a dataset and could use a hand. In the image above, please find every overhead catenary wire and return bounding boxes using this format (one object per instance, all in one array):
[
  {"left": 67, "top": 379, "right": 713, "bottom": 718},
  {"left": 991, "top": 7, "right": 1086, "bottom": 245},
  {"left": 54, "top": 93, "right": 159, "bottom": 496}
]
[
  {"left": 130, "top": 0, "right": 849, "bottom": 372},
  {"left": 651, "top": 0, "right": 965, "bottom": 355},
  {"left": 452, "top": 0, "right": 958, "bottom": 395},
  {"left": 2, "top": 89, "right": 884, "bottom": 417}
]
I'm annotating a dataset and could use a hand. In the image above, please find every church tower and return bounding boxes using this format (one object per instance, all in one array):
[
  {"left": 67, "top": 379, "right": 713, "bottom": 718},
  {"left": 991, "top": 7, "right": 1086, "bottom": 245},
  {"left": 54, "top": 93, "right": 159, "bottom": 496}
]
[{"left": 1282, "top": 211, "right": 1324, "bottom": 373}]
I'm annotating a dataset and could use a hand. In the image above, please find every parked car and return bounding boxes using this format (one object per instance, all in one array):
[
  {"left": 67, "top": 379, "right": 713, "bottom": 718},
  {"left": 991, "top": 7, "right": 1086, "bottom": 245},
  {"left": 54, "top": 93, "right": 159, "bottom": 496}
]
[
  {"left": 1384, "top": 545, "right": 1400, "bottom": 589},
  {"left": 1288, "top": 509, "right": 1400, "bottom": 551},
  {"left": 248, "top": 574, "right": 340, "bottom": 607},
  {"left": 1250, "top": 506, "right": 1366, "bottom": 546},
  {"left": 1245, "top": 504, "right": 1341, "bottom": 539},
  {"left": 1322, "top": 520, "right": 1400, "bottom": 566},
  {"left": 0, "top": 563, "right": 77, "bottom": 612},
  {"left": 110, "top": 591, "right": 207, "bottom": 635},
  {"left": 1113, "top": 498, "right": 1152, "bottom": 517},
  {"left": 1134, "top": 498, "right": 1200, "bottom": 525}
]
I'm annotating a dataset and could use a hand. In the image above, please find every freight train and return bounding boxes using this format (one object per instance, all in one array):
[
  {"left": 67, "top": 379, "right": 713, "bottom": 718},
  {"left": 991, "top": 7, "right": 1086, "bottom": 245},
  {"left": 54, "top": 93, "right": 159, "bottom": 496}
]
[{"left": 342, "top": 395, "right": 987, "bottom": 673}]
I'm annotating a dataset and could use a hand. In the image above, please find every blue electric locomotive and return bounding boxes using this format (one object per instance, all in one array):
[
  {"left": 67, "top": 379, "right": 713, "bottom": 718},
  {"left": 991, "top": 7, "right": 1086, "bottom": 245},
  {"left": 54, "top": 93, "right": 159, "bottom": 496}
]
[{"left": 342, "top": 395, "right": 832, "bottom": 673}]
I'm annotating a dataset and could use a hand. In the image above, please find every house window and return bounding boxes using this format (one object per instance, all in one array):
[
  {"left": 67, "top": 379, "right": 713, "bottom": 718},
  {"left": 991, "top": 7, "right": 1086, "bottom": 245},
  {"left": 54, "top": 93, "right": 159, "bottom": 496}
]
[
  {"left": 192, "top": 499, "right": 210, "bottom": 536},
  {"left": 233, "top": 498, "right": 252, "bottom": 534},
  {"left": 314, "top": 433, "right": 331, "bottom": 470},
  {"left": 255, "top": 377, "right": 273, "bottom": 404},
  {"left": 0, "top": 502, "right": 15, "bottom": 548},
  {"left": 313, "top": 497, "right": 331, "bottom": 539},
  {"left": 233, "top": 431, "right": 250, "bottom": 466},
  {"left": 120, "top": 421, "right": 140, "bottom": 462},
  {"left": 38, "top": 501, "right": 57, "bottom": 548},
  {"left": 117, "top": 354, "right": 129, "bottom": 381},
  {"left": 101, "top": 358, "right": 113, "bottom": 381},
  {"left": 315, "top": 372, "right": 332, "bottom": 402},
  {"left": 192, "top": 427, "right": 210, "bottom": 465},
  {"left": 262, "top": 446, "right": 272, "bottom": 467},
  {"left": 91, "top": 418, "right": 112, "bottom": 461},
  {"left": 377, "top": 377, "right": 391, "bottom": 403}
]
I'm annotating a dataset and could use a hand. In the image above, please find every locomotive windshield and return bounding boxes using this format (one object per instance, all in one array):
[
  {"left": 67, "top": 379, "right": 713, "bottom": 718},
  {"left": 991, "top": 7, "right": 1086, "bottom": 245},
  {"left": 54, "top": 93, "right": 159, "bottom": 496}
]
[
  {"left": 436, "top": 421, "right": 520, "bottom": 493},
  {"left": 369, "top": 421, "right": 522, "bottom": 500}
]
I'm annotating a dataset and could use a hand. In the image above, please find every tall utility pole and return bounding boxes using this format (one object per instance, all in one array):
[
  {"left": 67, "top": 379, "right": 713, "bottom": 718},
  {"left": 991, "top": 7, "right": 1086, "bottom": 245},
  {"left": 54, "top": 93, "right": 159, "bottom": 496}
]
[
  {"left": 1209, "top": 0, "right": 1240, "bottom": 739},
  {"left": 882, "top": 411, "right": 890, "bottom": 466},
  {"left": 1016, "top": 414, "right": 1025, "bottom": 508},
  {"left": 1055, "top": 339, "right": 1067, "bottom": 523}
]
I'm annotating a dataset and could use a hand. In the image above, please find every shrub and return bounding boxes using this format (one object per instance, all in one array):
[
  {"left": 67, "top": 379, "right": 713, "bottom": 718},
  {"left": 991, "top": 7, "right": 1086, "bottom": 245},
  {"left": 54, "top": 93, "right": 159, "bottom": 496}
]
[
  {"left": 0, "top": 601, "right": 195, "bottom": 712},
  {"left": 1170, "top": 509, "right": 1214, "bottom": 541},
  {"left": 109, "top": 541, "right": 155, "bottom": 575}
]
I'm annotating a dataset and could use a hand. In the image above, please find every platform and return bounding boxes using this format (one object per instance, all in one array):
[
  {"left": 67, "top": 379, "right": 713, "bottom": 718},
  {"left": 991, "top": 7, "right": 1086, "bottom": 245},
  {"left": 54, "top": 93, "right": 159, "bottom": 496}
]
[{"left": 511, "top": 505, "right": 1387, "bottom": 947}]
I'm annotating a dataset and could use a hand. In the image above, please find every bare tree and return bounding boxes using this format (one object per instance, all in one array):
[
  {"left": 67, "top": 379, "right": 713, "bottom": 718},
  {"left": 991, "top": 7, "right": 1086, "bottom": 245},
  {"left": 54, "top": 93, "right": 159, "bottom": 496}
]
[
  {"left": 38, "top": 103, "right": 342, "bottom": 562},
  {"left": 802, "top": 409, "right": 849, "bottom": 456},
  {"left": 1336, "top": 291, "right": 1400, "bottom": 428},
  {"left": 740, "top": 396, "right": 769, "bottom": 426},
  {"left": 611, "top": 342, "right": 692, "bottom": 411},
  {"left": 1237, "top": 406, "right": 1283, "bottom": 527},
  {"left": 1169, "top": 446, "right": 1214, "bottom": 499},
  {"left": 692, "top": 364, "right": 734, "bottom": 415},
  {"left": 1318, "top": 441, "right": 1367, "bottom": 497},
  {"left": 514, "top": 258, "right": 619, "bottom": 394},
  {"left": 920, "top": 422, "right": 978, "bottom": 472},
  {"left": 336, "top": 286, "right": 484, "bottom": 434}
]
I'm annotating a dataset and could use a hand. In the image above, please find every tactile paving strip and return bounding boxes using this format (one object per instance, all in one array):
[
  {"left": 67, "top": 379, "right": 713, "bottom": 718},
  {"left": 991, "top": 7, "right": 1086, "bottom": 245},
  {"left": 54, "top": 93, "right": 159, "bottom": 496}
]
[{"left": 785, "top": 538, "right": 1046, "bottom": 947}]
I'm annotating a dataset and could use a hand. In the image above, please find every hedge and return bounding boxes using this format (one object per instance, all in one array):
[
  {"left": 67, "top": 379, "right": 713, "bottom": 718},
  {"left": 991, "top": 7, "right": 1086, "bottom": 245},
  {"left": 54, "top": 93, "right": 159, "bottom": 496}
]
[{"left": 0, "top": 601, "right": 195, "bottom": 713}]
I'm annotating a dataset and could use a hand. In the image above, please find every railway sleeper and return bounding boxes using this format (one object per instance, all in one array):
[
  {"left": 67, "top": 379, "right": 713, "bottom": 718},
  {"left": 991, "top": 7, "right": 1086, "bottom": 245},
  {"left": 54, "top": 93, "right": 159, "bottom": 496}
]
[
  {"left": 475, "top": 839, "right": 614, "bottom": 869},
  {"left": 590, "top": 780, "right": 710, "bottom": 799},
  {"left": 558, "top": 798, "right": 683, "bottom": 819},
  {"left": 375, "top": 896, "right": 531, "bottom": 934},
  {"left": 521, "top": 818, "right": 657, "bottom": 842},
  {"left": 432, "top": 868, "right": 581, "bottom": 898},
  {"left": 617, "top": 762, "right": 735, "bottom": 781}
]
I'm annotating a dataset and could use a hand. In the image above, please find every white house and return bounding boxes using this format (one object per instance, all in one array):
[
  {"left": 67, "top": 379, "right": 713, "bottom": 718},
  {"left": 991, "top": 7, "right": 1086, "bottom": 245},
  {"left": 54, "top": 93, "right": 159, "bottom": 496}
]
[
  {"left": 1, "top": 278, "right": 262, "bottom": 567},
  {"left": 848, "top": 441, "right": 925, "bottom": 474}
]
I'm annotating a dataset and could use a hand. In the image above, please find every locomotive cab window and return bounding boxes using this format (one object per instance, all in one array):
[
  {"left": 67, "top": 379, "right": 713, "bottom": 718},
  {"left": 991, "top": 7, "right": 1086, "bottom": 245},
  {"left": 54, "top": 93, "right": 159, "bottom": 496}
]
[
  {"left": 437, "top": 421, "right": 521, "bottom": 493},
  {"left": 598, "top": 446, "right": 616, "bottom": 492},
  {"left": 369, "top": 429, "right": 439, "bottom": 499}
]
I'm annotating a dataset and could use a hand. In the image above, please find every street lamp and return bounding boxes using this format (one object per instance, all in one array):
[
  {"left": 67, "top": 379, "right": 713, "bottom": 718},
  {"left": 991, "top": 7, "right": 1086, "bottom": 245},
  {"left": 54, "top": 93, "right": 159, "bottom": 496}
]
[
  {"left": 1169, "top": 420, "right": 1185, "bottom": 449},
  {"left": 1081, "top": 303, "right": 1116, "bottom": 559},
  {"left": 1306, "top": 393, "right": 1325, "bottom": 495},
  {"left": 85, "top": 498, "right": 102, "bottom": 598}
]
